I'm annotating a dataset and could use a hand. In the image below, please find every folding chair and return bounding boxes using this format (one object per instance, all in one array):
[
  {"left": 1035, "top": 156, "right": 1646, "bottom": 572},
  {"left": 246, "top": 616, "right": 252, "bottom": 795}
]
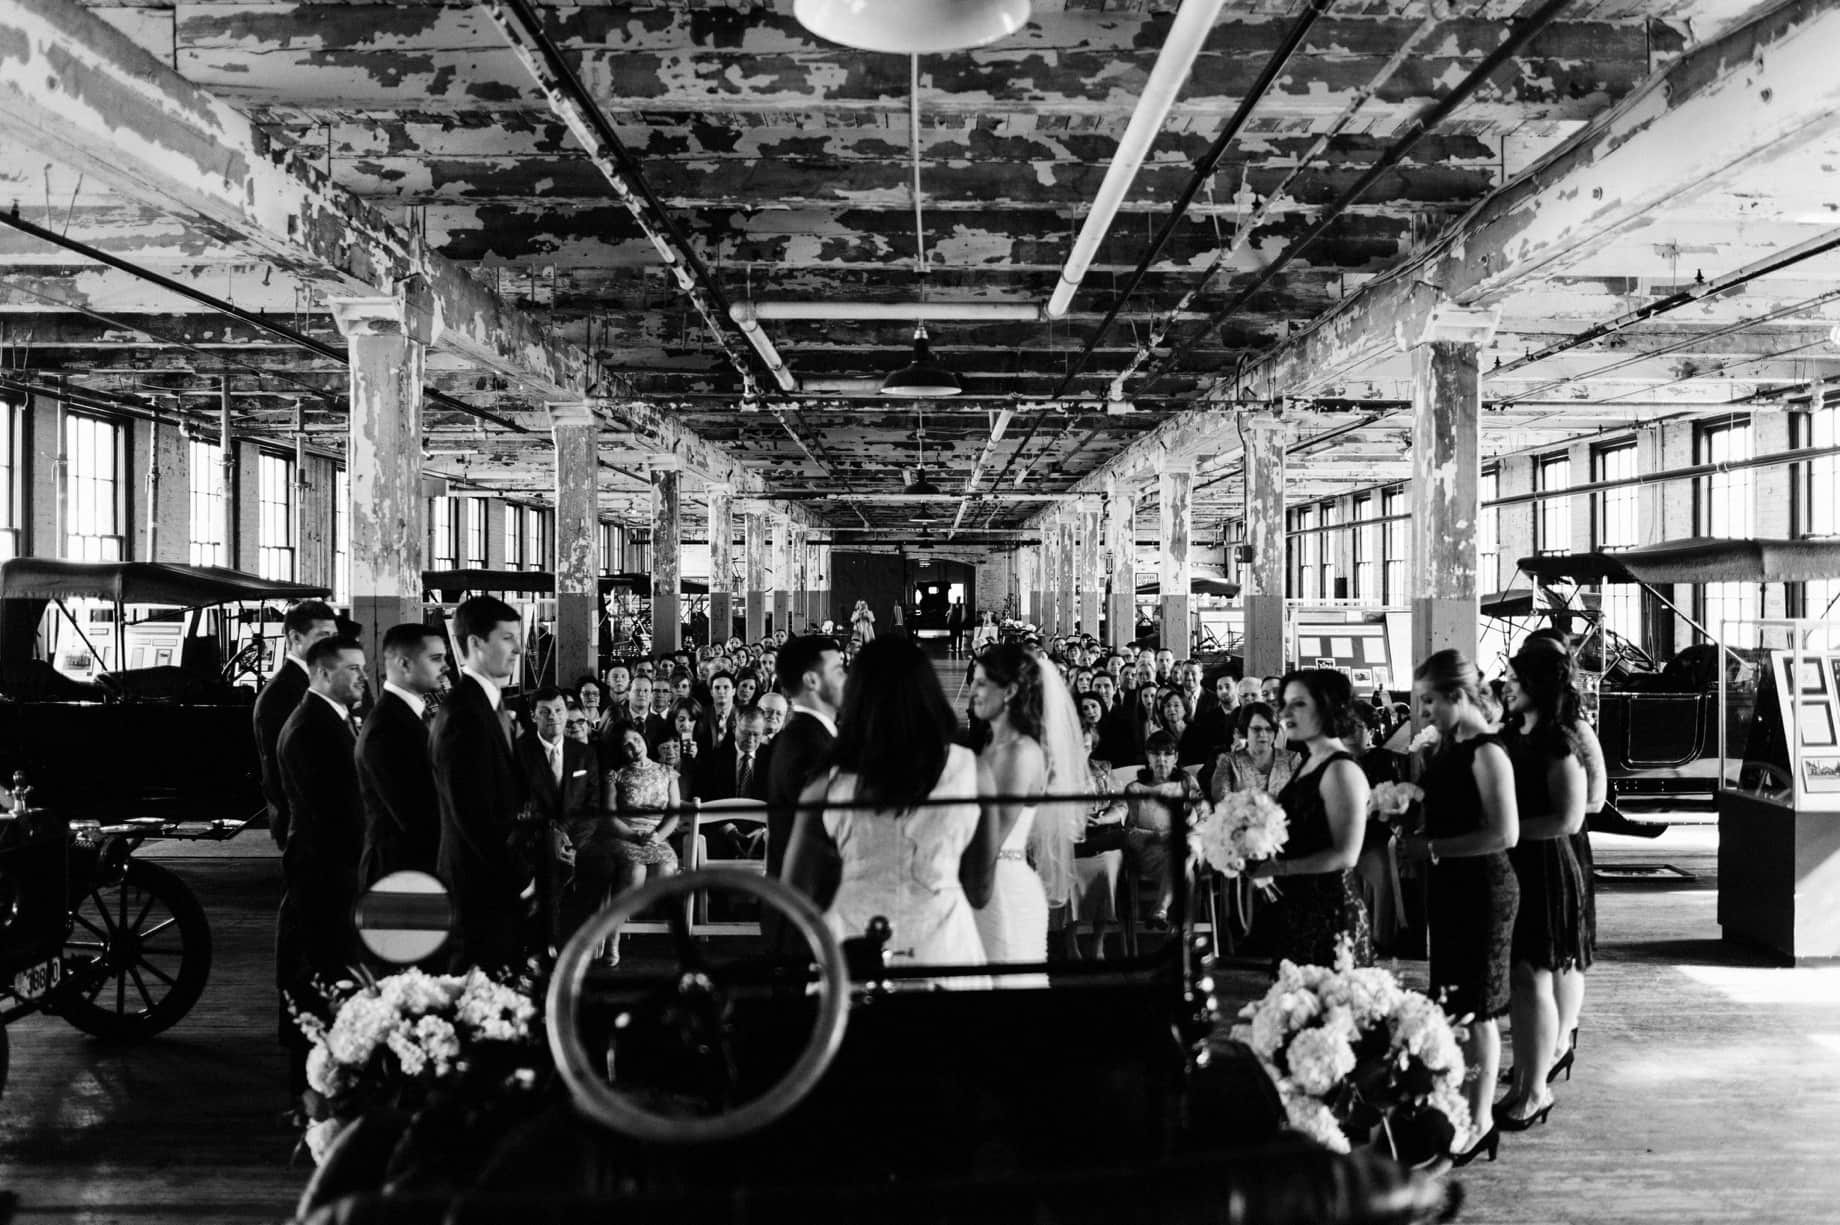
[{"left": 685, "top": 798, "right": 770, "bottom": 936}]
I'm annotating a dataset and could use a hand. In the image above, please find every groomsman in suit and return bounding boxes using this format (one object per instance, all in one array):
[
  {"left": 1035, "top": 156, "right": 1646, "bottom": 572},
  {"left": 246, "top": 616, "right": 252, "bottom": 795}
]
[
  {"left": 515, "top": 686, "right": 602, "bottom": 950},
  {"left": 432, "top": 595, "right": 531, "bottom": 972},
  {"left": 275, "top": 635, "right": 368, "bottom": 1097},
  {"left": 357, "top": 623, "right": 449, "bottom": 885},
  {"left": 253, "top": 600, "right": 339, "bottom": 849}
]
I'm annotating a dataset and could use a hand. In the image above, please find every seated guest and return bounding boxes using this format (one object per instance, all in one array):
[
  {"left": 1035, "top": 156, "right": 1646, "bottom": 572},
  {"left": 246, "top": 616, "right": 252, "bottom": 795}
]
[
  {"left": 698, "top": 670, "right": 740, "bottom": 751},
  {"left": 601, "top": 660, "right": 631, "bottom": 712},
  {"left": 598, "top": 726, "right": 681, "bottom": 966},
  {"left": 1066, "top": 724, "right": 1128, "bottom": 960},
  {"left": 1091, "top": 671, "right": 1118, "bottom": 714},
  {"left": 603, "top": 675, "right": 666, "bottom": 758},
  {"left": 563, "top": 707, "right": 592, "bottom": 746},
  {"left": 700, "top": 706, "right": 770, "bottom": 803},
  {"left": 1187, "top": 671, "right": 1237, "bottom": 761},
  {"left": 733, "top": 668, "right": 762, "bottom": 709},
  {"left": 356, "top": 623, "right": 447, "bottom": 885},
  {"left": 666, "top": 698, "right": 704, "bottom": 795},
  {"left": 757, "top": 691, "right": 790, "bottom": 741},
  {"left": 1203, "top": 702, "right": 1297, "bottom": 804},
  {"left": 516, "top": 687, "right": 604, "bottom": 950},
  {"left": 1077, "top": 691, "right": 1104, "bottom": 734},
  {"left": 573, "top": 676, "right": 607, "bottom": 733},
  {"left": 1125, "top": 730, "right": 1203, "bottom": 929}
]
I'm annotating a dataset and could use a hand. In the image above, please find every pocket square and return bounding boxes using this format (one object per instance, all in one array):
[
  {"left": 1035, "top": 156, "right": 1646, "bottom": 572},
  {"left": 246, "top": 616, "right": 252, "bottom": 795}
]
[{"left": 571, "top": 769, "right": 587, "bottom": 778}]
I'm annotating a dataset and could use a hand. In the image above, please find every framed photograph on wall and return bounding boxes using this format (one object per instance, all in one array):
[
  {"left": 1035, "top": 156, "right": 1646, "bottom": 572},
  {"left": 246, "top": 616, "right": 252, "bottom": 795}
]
[
  {"left": 1796, "top": 658, "right": 1828, "bottom": 696},
  {"left": 1799, "top": 701, "right": 1838, "bottom": 749},
  {"left": 1803, "top": 755, "right": 1840, "bottom": 794}
]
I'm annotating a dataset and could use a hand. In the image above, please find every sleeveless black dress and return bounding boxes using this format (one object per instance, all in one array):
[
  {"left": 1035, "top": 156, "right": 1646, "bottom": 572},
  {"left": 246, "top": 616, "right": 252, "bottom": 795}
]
[
  {"left": 1421, "top": 734, "right": 1518, "bottom": 1020},
  {"left": 1268, "top": 751, "right": 1373, "bottom": 968},
  {"left": 1503, "top": 727, "right": 1592, "bottom": 971}
]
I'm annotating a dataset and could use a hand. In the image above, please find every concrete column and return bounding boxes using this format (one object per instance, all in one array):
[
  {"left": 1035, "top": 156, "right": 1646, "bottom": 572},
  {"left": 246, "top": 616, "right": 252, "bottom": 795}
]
[
  {"left": 1106, "top": 480, "right": 1135, "bottom": 651},
  {"left": 1243, "top": 417, "right": 1287, "bottom": 678},
  {"left": 1159, "top": 458, "right": 1195, "bottom": 658},
  {"left": 548, "top": 402, "right": 599, "bottom": 686},
  {"left": 651, "top": 462, "right": 682, "bottom": 655},
  {"left": 707, "top": 483, "right": 734, "bottom": 644},
  {"left": 744, "top": 509, "right": 768, "bottom": 641},
  {"left": 789, "top": 523, "right": 808, "bottom": 635},
  {"left": 1077, "top": 497, "right": 1102, "bottom": 642},
  {"left": 771, "top": 516, "right": 792, "bottom": 634},
  {"left": 1040, "top": 521, "right": 1060, "bottom": 635},
  {"left": 806, "top": 539, "right": 825, "bottom": 631},
  {"left": 1408, "top": 330, "right": 1488, "bottom": 669},
  {"left": 147, "top": 417, "right": 189, "bottom": 563},
  {"left": 1018, "top": 545, "right": 1039, "bottom": 627},
  {"left": 329, "top": 288, "right": 435, "bottom": 680}
]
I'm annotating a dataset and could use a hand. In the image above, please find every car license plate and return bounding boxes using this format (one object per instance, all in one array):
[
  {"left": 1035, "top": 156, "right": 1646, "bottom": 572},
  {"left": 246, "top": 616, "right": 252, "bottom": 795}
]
[{"left": 12, "top": 957, "right": 60, "bottom": 1000}]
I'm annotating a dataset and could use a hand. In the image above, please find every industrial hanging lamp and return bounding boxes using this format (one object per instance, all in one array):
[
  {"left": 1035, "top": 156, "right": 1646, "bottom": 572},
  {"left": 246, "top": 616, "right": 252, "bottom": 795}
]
[
  {"left": 902, "top": 404, "right": 944, "bottom": 495},
  {"left": 880, "top": 323, "right": 961, "bottom": 397},
  {"left": 794, "top": 0, "right": 1031, "bottom": 54}
]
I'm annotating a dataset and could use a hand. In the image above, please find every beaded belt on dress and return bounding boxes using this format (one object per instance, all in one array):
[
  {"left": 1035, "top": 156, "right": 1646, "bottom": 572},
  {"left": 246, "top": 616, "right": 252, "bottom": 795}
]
[{"left": 997, "top": 848, "right": 1028, "bottom": 863}]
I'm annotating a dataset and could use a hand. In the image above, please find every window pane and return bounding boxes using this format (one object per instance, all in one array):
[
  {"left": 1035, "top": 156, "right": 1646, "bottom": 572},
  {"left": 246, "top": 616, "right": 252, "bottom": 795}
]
[
  {"left": 257, "top": 453, "right": 296, "bottom": 581},
  {"left": 65, "top": 413, "right": 122, "bottom": 561},
  {"left": 189, "top": 439, "right": 226, "bottom": 566},
  {"left": 1536, "top": 455, "right": 1571, "bottom": 555}
]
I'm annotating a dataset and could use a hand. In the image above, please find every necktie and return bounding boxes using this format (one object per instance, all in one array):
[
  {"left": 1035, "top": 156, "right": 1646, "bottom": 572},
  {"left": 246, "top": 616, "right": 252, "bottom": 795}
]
[
  {"left": 499, "top": 709, "right": 515, "bottom": 751},
  {"left": 549, "top": 742, "right": 563, "bottom": 784},
  {"left": 737, "top": 751, "right": 753, "bottom": 796}
]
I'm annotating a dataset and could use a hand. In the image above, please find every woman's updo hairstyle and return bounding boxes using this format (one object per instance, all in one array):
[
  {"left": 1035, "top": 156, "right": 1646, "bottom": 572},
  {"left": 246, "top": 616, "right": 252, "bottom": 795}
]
[
  {"left": 1508, "top": 642, "right": 1582, "bottom": 748},
  {"left": 1413, "top": 648, "right": 1483, "bottom": 707},
  {"left": 977, "top": 640, "right": 1045, "bottom": 741},
  {"left": 1279, "top": 668, "right": 1357, "bottom": 739}
]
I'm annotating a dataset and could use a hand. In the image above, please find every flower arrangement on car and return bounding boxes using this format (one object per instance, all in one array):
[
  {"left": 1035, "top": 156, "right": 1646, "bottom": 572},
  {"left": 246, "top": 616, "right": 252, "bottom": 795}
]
[
  {"left": 1232, "top": 942, "right": 1471, "bottom": 1165},
  {"left": 1191, "top": 789, "right": 1288, "bottom": 877},
  {"left": 293, "top": 967, "right": 543, "bottom": 1166}
]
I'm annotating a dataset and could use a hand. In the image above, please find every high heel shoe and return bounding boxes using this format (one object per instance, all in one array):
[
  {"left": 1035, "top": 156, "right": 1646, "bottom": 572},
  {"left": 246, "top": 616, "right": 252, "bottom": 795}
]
[
  {"left": 1546, "top": 1047, "right": 1574, "bottom": 1084},
  {"left": 1450, "top": 1126, "right": 1501, "bottom": 1167},
  {"left": 1497, "top": 1100, "right": 1554, "bottom": 1132}
]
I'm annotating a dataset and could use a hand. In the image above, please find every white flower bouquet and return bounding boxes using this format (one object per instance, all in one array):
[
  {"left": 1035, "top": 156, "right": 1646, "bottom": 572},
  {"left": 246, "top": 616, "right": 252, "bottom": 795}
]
[
  {"left": 1191, "top": 789, "right": 1288, "bottom": 878},
  {"left": 1366, "top": 780, "right": 1425, "bottom": 824},
  {"left": 293, "top": 968, "right": 541, "bottom": 1165},
  {"left": 1231, "top": 942, "right": 1472, "bottom": 1162},
  {"left": 1406, "top": 723, "right": 1441, "bottom": 754}
]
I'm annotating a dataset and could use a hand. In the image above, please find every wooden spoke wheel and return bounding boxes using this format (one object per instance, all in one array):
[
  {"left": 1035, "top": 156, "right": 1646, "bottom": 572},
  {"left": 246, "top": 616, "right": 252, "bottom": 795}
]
[{"left": 57, "top": 859, "right": 212, "bottom": 1041}]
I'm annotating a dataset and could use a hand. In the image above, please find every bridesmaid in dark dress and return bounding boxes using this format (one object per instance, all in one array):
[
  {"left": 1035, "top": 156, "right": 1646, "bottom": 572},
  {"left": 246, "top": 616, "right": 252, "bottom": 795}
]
[
  {"left": 1398, "top": 650, "right": 1520, "bottom": 1165},
  {"left": 1248, "top": 669, "right": 1371, "bottom": 968},
  {"left": 1498, "top": 647, "right": 1589, "bottom": 1130}
]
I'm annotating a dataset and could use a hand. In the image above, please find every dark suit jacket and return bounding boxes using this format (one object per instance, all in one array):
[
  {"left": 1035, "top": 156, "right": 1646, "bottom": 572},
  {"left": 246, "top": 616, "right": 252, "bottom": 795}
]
[
  {"left": 764, "top": 708, "right": 835, "bottom": 880},
  {"left": 432, "top": 674, "right": 531, "bottom": 971},
  {"left": 695, "top": 706, "right": 738, "bottom": 755},
  {"left": 277, "top": 692, "right": 363, "bottom": 1003},
  {"left": 356, "top": 689, "right": 440, "bottom": 885},
  {"left": 516, "top": 735, "right": 603, "bottom": 827},
  {"left": 699, "top": 740, "right": 769, "bottom": 803},
  {"left": 253, "top": 659, "right": 309, "bottom": 848}
]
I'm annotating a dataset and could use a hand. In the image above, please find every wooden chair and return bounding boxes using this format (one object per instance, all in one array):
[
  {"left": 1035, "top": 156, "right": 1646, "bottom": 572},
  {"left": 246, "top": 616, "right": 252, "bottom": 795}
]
[{"left": 684, "top": 798, "right": 769, "bottom": 936}]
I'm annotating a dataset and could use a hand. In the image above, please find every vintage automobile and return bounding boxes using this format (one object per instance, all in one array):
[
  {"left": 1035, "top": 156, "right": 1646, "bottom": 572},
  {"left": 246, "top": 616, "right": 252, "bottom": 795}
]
[
  {"left": 1502, "top": 538, "right": 1840, "bottom": 827},
  {"left": 291, "top": 792, "right": 1461, "bottom": 1225},
  {"left": 0, "top": 559, "right": 331, "bottom": 822},
  {"left": 0, "top": 775, "right": 226, "bottom": 1097}
]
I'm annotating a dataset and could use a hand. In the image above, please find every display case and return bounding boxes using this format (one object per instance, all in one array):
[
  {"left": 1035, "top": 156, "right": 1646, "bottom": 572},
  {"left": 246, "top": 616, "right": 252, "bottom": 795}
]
[{"left": 1718, "top": 618, "right": 1840, "bottom": 963}]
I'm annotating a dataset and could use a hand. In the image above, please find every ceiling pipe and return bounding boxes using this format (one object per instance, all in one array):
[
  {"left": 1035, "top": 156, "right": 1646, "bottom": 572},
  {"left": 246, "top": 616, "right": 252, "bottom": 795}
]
[
  {"left": 741, "top": 301, "right": 1045, "bottom": 323},
  {"left": 1045, "top": 0, "right": 1231, "bottom": 319}
]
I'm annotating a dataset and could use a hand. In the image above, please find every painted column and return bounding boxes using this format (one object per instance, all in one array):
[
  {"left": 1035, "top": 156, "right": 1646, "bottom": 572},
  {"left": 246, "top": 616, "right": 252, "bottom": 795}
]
[
  {"left": 149, "top": 418, "right": 189, "bottom": 563},
  {"left": 329, "top": 288, "right": 434, "bottom": 682},
  {"left": 1158, "top": 458, "right": 1194, "bottom": 657},
  {"left": 771, "top": 516, "right": 792, "bottom": 634},
  {"left": 806, "top": 540, "right": 826, "bottom": 631},
  {"left": 548, "top": 401, "right": 600, "bottom": 685},
  {"left": 744, "top": 509, "right": 768, "bottom": 642},
  {"left": 1408, "top": 326, "right": 1490, "bottom": 668},
  {"left": 1077, "top": 497, "right": 1102, "bottom": 640},
  {"left": 706, "top": 483, "right": 734, "bottom": 646},
  {"left": 1018, "top": 545, "right": 1039, "bottom": 627},
  {"left": 1244, "top": 416, "right": 1288, "bottom": 678},
  {"left": 1057, "top": 515, "right": 1078, "bottom": 638},
  {"left": 1106, "top": 479, "right": 1135, "bottom": 651},
  {"left": 1040, "top": 521, "right": 1060, "bottom": 635},
  {"left": 789, "top": 523, "right": 808, "bottom": 634},
  {"left": 651, "top": 461, "right": 682, "bottom": 655}
]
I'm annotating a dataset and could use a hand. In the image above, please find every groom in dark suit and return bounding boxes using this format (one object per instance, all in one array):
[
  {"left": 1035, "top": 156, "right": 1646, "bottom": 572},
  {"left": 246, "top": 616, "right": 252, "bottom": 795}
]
[
  {"left": 357, "top": 623, "right": 448, "bottom": 885},
  {"left": 432, "top": 595, "right": 531, "bottom": 972},
  {"left": 765, "top": 634, "right": 845, "bottom": 875},
  {"left": 275, "top": 634, "right": 367, "bottom": 1097}
]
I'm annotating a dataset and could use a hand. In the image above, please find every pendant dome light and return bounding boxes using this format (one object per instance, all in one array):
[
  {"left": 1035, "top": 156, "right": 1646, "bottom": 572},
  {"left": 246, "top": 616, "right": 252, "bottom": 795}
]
[
  {"left": 794, "top": 0, "right": 1031, "bottom": 54},
  {"left": 880, "top": 323, "right": 961, "bottom": 397}
]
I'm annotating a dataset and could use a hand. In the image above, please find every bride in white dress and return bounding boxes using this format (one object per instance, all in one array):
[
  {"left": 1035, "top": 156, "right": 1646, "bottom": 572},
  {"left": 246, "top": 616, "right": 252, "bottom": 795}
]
[
  {"left": 967, "top": 642, "right": 1086, "bottom": 985},
  {"left": 784, "top": 636, "right": 997, "bottom": 976}
]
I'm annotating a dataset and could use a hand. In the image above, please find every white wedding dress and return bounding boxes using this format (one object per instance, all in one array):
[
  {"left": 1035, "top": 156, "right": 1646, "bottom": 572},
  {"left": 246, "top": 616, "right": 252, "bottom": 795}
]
[
  {"left": 822, "top": 744, "right": 987, "bottom": 975},
  {"left": 974, "top": 805, "right": 1050, "bottom": 988}
]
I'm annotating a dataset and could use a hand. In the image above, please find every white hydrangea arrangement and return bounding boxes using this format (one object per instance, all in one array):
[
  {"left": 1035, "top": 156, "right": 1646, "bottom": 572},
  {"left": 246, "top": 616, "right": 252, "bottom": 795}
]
[
  {"left": 1191, "top": 789, "right": 1288, "bottom": 877},
  {"left": 294, "top": 968, "right": 539, "bottom": 1164},
  {"left": 1407, "top": 723, "right": 1441, "bottom": 754},
  {"left": 1366, "top": 780, "right": 1425, "bottom": 823},
  {"left": 1231, "top": 942, "right": 1472, "bottom": 1159}
]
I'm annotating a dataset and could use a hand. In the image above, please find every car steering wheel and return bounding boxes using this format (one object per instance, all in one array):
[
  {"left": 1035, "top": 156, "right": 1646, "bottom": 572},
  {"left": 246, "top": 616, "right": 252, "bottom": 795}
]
[{"left": 545, "top": 869, "right": 849, "bottom": 1144}]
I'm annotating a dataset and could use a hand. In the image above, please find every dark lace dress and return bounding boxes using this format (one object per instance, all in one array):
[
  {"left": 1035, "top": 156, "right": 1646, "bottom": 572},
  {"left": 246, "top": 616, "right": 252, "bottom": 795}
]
[
  {"left": 1421, "top": 733, "right": 1519, "bottom": 1020},
  {"left": 1268, "top": 751, "right": 1373, "bottom": 968},
  {"left": 1503, "top": 728, "right": 1591, "bottom": 971}
]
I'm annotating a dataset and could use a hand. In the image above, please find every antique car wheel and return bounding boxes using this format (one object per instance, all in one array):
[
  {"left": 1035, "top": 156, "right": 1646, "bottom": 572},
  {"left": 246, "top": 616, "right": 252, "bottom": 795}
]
[
  {"left": 547, "top": 869, "right": 849, "bottom": 1145},
  {"left": 57, "top": 859, "right": 212, "bottom": 1041}
]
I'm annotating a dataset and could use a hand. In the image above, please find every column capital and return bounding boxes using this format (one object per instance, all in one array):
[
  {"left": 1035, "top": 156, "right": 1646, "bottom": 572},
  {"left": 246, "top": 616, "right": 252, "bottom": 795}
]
[
  {"left": 545, "top": 400, "right": 598, "bottom": 430},
  {"left": 328, "top": 277, "right": 442, "bottom": 346},
  {"left": 1157, "top": 449, "right": 1195, "bottom": 477},
  {"left": 703, "top": 481, "right": 734, "bottom": 499},
  {"left": 1243, "top": 411, "right": 1289, "bottom": 439},
  {"left": 646, "top": 455, "right": 683, "bottom": 472},
  {"left": 1401, "top": 303, "right": 1500, "bottom": 349}
]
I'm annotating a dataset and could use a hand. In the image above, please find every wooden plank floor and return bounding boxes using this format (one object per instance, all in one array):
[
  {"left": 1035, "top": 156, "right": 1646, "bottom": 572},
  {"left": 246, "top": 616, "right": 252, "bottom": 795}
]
[{"left": 6, "top": 701, "right": 1838, "bottom": 1223}]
